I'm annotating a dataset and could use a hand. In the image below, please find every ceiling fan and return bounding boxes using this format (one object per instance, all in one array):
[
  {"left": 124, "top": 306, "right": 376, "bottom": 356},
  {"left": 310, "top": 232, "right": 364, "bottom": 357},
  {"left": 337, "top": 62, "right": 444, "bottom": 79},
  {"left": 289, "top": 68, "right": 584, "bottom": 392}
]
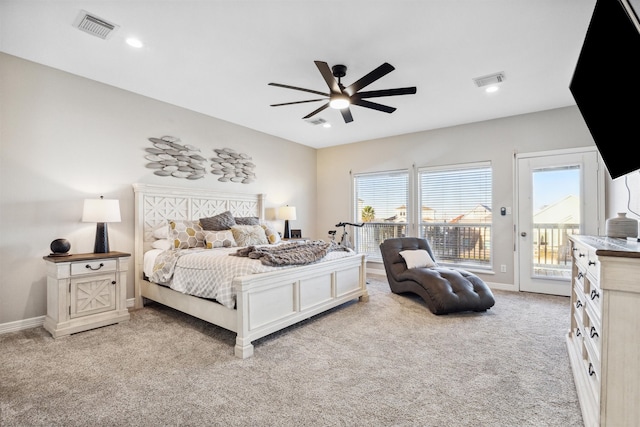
[{"left": 268, "top": 61, "right": 417, "bottom": 123}]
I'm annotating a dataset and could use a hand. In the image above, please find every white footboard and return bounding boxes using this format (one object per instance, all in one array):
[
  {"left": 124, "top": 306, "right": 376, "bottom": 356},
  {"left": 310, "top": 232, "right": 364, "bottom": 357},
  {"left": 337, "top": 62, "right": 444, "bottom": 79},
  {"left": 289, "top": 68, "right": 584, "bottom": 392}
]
[{"left": 234, "top": 254, "right": 368, "bottom": 358}]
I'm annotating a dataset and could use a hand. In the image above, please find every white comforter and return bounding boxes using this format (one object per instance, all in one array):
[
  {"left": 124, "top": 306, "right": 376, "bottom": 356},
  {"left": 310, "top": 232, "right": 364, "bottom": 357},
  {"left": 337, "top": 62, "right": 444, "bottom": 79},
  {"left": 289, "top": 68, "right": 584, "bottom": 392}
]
[{"left": 145, "top": 245, "right": 354, "bottom": 309}]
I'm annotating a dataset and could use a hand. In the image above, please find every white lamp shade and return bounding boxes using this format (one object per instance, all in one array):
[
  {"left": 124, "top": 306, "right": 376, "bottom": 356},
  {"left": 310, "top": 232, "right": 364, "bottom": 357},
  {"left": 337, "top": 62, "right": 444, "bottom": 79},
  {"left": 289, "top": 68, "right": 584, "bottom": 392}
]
[
  {"left": 82, "top": 198, "right": 121, "bottom": 223},
  {"left": 277, "top": 206, "right": 297, "bottom": 221}
]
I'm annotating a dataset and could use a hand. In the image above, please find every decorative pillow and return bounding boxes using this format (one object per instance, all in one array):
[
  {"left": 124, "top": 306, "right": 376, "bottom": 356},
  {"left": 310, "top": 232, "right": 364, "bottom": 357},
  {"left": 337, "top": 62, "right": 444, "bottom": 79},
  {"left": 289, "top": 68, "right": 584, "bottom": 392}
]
[
  {"left": 200, "top": 211, "right": 236, "bottom": 231},
  {"left": 262, "top": 224, "right": 281, "bottom": 244},
  {"left": 169, "top": 220, "right": 206, "bottom": 249},
  {"left": 399, "top": 249, "right": 437, "bottom": 269},
  {"left": 151, "top": 239, "right": 173, "bottom": 251},
  {"left": 204, "top": 230, "right": 237, "bottom": 248},
  {"left": 234, "top": 216, "right": 260, "bottom": 226},
  {"left": 152, "top": 222, "right": 170, "bottom": 239},
  {"left": 231, "top": 225, "right": 269, "bottom": 246}
]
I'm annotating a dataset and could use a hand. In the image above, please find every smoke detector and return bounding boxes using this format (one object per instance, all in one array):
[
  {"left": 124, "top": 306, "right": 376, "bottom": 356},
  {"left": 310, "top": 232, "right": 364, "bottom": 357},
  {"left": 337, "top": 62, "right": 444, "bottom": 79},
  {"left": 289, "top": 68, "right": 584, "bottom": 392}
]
[
  {"left": 305, "top": 117, "right": 328, "bottom": 126},
  {"left": 473, "top": 72, "right": 505, "bottom": 88},
  {"left": 74, "top": 10, "right": 119, "bottom": 39}
]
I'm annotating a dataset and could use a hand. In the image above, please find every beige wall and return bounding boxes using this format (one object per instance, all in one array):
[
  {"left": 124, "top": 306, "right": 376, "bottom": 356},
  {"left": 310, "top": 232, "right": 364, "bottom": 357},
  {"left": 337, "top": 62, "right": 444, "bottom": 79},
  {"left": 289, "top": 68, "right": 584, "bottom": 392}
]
[
  {"left": 0, "top": 53, "right": 317, "bottom": 324},
  {"left": 316, "top": 106, "right": 600, "bottom": 282}
]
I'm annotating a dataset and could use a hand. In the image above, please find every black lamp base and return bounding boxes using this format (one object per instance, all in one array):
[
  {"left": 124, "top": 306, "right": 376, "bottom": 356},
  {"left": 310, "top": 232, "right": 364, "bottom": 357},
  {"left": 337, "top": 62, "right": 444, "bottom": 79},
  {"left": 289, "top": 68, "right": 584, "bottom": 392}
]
[
  {"left": 94, "top": 222, "right": 110, "bottom": 253},
  {"left": 283, "top": 220, "right": 291, "bottom": 239}
]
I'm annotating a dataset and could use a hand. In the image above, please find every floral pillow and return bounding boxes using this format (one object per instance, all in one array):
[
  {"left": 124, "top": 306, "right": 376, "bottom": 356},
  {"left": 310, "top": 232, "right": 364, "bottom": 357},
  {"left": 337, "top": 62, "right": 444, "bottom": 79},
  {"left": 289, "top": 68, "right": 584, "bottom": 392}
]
[
  {"left": 231, "top": 225, "right": 268, "bottom": 246},
  {"left": 169, "top": 220, "right": 206, "bottom": 249},
  {"left": 204, "top": 230, "right": 237, "bottom": 248}
]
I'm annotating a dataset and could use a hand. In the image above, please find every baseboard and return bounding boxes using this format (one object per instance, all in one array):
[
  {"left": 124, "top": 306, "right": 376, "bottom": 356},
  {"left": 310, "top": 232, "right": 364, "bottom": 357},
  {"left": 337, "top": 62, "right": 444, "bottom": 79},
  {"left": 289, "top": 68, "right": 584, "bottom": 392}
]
[
  {"left": 0, "top": 315, "right": 45, "bottom": 334},
  {"left": 485, "top": 281, "right": 517, "bottom": 292},
  {"left": 0, "top": 298, "right": 137, "bottom": 335}
]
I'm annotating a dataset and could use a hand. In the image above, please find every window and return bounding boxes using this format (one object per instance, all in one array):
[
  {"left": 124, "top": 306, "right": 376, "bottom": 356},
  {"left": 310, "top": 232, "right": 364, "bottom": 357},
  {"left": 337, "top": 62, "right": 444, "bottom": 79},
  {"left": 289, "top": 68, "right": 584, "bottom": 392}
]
[
  {"left": 352, "top": 170, "right": 409, "bottom": 260},
  {"left": 418, "top": 162, "right": 492, "bottom": 269}
]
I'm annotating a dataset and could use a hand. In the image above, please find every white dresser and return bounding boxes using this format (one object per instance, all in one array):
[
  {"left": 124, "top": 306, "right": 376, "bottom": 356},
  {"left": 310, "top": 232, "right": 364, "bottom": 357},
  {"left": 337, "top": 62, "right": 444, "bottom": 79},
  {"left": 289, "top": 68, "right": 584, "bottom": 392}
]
[{"left": 567, "top": 235, "right": 640, "bottom": 427}]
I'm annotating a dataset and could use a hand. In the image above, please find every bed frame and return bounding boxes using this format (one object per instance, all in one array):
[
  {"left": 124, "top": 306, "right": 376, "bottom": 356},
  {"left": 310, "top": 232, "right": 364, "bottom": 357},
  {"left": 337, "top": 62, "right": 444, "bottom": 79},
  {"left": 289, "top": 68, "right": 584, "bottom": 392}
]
[{"left": 133, "top": 183, "right": 368, "bottom": 358}]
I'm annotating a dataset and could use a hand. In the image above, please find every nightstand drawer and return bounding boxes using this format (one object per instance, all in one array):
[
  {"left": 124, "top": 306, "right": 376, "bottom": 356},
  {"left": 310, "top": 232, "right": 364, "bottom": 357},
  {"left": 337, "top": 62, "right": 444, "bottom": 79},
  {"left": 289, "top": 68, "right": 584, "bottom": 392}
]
[{"left": 71, "top": 259, "right": 117, "bottom": 276}]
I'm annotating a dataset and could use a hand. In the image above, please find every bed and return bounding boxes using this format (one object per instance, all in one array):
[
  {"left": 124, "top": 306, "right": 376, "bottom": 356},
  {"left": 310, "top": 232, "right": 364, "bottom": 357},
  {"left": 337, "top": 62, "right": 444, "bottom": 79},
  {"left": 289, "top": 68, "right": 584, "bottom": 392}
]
[{"left": 133, "top": 183, "right": 368, "bottom": 358}]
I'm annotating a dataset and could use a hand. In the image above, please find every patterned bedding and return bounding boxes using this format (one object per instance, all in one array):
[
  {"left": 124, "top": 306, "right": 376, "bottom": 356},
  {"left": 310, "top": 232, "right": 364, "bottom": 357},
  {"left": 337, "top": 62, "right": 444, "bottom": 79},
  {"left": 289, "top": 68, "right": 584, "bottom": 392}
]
[{"left": 145, "top": 244, "right": 355, "bottom": 309}]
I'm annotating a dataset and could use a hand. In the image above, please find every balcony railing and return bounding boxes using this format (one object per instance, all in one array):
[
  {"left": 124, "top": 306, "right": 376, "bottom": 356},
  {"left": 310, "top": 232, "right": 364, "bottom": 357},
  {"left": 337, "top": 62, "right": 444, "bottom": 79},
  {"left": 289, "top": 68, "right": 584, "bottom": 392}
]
[
  {"left": 354, "top": 222, "right": 491, "bottom": 269},
  {"left": 532, "top": 223, "right": 580, "bottom": 274},
  {"left": 353, "top": 221, "right": 580, "bottom": 272}
]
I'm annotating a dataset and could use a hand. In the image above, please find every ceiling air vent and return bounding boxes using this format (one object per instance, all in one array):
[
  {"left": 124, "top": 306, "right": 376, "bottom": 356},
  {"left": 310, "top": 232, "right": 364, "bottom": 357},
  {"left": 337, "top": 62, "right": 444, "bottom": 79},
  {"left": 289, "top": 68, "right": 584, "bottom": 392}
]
[
  {"left": 473, "top": 72, "right": 505, "bottom": 88},
  {"left": 74, "top": 10, "right": 119, "bottom": 39},
  {"left": 305, "top": 118, "right": 327, "bottom": 126}
]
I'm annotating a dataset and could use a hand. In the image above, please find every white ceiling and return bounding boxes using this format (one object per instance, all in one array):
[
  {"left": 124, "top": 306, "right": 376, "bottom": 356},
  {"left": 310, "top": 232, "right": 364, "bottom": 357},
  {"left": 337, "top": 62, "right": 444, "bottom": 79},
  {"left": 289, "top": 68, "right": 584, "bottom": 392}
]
[{"left": 0, "top": 0, "right": 597, "bottom": 149}]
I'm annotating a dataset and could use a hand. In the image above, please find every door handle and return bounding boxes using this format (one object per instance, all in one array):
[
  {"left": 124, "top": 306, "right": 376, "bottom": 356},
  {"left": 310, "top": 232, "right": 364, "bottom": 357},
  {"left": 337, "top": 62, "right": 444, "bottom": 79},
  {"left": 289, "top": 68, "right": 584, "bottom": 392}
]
[{"left": 520, "top": 232, "right": 527, "bottom": 237}]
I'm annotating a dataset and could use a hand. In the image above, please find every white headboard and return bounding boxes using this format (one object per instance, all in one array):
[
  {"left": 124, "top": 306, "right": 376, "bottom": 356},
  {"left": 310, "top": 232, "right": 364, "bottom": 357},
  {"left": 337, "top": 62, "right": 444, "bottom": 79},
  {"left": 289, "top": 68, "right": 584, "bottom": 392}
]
[{"left": 132, "top": 183, "right": 265, "bottom": 306}]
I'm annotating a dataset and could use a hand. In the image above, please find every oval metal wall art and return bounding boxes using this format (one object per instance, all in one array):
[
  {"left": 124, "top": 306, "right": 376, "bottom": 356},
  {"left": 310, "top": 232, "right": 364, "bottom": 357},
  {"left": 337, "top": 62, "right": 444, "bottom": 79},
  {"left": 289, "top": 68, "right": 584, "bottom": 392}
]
[
  {"left": 145, "top": 136, "right": 206, "bottom": 180},
  {"left": 210, "top": 147, "right": 256, "bottom": 184},
  {"left": 145, "top": 137, "right": 256, "bottom": 183}
]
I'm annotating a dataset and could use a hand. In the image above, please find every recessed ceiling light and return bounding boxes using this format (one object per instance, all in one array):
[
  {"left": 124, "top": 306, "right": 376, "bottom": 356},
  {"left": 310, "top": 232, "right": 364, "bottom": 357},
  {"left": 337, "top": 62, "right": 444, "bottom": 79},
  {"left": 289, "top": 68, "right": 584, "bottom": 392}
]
[
  {"left": 485, "top": 86, "right": 499, "bottom": 93},
  {"left": 126, "top": 38, "right": 143, "bottom": 48},
  {"left": 323, "top": 122, "right": 332, "bottom": 128}
]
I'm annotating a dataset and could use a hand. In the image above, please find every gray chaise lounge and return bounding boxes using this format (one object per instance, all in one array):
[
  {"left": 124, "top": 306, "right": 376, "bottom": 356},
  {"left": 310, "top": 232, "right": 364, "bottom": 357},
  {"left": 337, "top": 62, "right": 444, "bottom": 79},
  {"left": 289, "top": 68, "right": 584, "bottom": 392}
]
[{"left": 380, "top": 237, "right": 495, "bottom": 314}]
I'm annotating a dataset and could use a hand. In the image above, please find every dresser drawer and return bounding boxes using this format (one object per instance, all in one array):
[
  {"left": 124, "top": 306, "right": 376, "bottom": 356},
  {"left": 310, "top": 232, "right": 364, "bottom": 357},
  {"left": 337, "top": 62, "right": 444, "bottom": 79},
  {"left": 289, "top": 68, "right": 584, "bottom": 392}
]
[
  {"left": 573, "top": 286, "right": 585, "bottom": 321},
  {"left": 71, "top": 259, "right": 117, "bottom": 276},
  {"left": 573, "top": 242, "right": 589, "bottom": 270},
  {"left": 584, "top": 303, "right": 602, "bottom": 357}
]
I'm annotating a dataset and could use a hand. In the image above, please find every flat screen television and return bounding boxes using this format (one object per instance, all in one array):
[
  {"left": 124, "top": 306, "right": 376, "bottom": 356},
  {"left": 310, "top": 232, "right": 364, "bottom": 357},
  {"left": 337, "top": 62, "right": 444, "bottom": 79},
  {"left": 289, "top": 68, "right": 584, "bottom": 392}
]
[{"left": 570, "top": 0, "right": 640, "bottom": 179}]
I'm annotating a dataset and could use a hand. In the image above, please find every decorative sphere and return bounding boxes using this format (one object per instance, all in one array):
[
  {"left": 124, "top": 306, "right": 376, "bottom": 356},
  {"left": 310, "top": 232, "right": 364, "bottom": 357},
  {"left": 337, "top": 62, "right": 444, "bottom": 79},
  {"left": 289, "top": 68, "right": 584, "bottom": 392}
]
[{"left": 50, "top": 238, "right": 71, "bottom": 254}]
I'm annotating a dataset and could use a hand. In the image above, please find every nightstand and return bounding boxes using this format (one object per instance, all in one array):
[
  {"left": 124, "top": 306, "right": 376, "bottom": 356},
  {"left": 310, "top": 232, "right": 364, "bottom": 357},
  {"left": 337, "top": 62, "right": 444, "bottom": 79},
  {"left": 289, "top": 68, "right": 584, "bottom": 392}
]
[{"left": 42, "top": 251, "right": 131, "bottom": 338}]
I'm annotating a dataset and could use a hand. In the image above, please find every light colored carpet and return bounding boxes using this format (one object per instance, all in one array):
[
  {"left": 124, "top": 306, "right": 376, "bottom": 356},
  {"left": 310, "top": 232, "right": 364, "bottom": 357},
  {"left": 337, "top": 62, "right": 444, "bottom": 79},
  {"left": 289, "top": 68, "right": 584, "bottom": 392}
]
[{"left": 0, "top": 274, "right": 583, "bottom": 426}]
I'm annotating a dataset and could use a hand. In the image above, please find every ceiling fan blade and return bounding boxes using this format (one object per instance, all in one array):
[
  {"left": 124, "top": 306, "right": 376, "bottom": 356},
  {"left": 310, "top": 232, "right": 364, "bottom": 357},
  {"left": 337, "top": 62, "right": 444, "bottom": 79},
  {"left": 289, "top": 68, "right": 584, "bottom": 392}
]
[
  {"left": 344, "top": 62, "right": 395, "bottom": 96},
  {"left": 351, "top": 98, "right": 397, "bottom": 114},
  {"left": 270, "top": 98, "right": 326, "bottom": 107},
  {"left": 341, "top": 108, "right": 354, "bottom": 123},
  {"left": 303, "top": 102, "right": 330, "bottom": 119},
  {"left": 268, "top": 82, "right": 329, "bottom": 97},
  {"left": 314, "top": 61, "right": 342, "bottom": 94},
  {"left": 356, "top": 87, "right": 417, "bottom": 99}
]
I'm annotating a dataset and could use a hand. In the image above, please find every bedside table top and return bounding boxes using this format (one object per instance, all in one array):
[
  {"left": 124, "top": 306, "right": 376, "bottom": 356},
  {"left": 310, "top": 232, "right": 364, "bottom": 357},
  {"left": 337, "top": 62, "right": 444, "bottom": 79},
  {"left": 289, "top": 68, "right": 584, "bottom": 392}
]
[{"left": 43, "top": 251, "right": 131, "bottom": 263}]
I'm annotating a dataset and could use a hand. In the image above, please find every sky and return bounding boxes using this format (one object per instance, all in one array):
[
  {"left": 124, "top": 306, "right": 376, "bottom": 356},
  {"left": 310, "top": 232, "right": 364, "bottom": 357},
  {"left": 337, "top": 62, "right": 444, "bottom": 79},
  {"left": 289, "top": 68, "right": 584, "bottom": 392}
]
[{"left": 533, "top": 168, "right": 580, "bottom": 212}]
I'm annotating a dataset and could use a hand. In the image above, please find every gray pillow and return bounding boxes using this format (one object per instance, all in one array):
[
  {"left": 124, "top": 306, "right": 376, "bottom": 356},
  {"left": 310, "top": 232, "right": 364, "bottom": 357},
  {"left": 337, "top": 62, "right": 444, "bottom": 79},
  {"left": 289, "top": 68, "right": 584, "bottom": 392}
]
[
  {"left": 200, "top": 211, "right": 237, "bottom": 230},
  {"left": 235, "top": 216, "right": 260, "bottom": 226}
]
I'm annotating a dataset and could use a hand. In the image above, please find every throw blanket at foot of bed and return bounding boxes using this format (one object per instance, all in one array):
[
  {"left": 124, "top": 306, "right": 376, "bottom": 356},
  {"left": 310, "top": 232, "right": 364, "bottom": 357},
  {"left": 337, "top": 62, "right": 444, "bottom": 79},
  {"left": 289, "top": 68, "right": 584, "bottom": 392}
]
[{"left": 234, "top": 241, "right": 352, "bottom": 266}]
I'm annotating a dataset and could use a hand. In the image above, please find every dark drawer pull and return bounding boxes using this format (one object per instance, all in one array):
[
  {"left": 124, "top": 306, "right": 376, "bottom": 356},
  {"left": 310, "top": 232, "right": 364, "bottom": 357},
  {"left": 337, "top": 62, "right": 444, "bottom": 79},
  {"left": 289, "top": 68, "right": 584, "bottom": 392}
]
[
  {"left": 576, "top": 328, "right": 581, "bottom": 337},
  {"left": 579, "top": 253, "right": 586, "bottom": 257},
  {"left": 588, "top": 260, "right": 596, "bottom": 266},
  {"left": 588, "top": 363, "right": 596, "bottom": 376},
  {"left": 86, "top": 263, "right": 104, "bottom": 271},
  {"left": 111, "top": 281, "right": 116, "bottom": 285},
  {"left": 590, "top": 327, "right": 599, "bottom": 338},
  {"left": 577, "top": 272, "right": 584, "bottom": 279},
  {"left": 576, "top": 300, "right": 583, "bottom": 309},
  {"left": 590, "top": 289, "right": 600, "bottom": 300}
]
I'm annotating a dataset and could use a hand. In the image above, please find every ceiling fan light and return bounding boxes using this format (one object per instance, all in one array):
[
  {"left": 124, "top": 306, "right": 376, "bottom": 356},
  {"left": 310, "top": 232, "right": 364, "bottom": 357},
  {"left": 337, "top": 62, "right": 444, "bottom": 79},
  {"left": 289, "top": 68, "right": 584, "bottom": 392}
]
[{"left": 329, "top": 95, "right": 350, "bottom": 110}]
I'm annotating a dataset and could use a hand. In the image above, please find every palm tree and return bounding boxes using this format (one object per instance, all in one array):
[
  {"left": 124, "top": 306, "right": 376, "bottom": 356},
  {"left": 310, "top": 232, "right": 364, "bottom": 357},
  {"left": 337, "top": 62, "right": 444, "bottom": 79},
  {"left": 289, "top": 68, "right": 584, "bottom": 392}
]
[{"left": 361, "top": 206, "right": 375, "bottom": 222}]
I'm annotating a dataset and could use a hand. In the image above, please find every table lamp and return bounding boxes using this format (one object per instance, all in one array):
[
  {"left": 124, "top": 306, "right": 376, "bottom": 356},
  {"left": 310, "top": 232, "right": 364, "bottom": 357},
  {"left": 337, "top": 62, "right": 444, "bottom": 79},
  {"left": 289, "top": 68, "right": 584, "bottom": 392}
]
[
  {"left": 82, "top": 196, "right": 121, "bottom": 253},
  {"left": 277, "top": 206, "right": 297, "bottom": 239}
]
